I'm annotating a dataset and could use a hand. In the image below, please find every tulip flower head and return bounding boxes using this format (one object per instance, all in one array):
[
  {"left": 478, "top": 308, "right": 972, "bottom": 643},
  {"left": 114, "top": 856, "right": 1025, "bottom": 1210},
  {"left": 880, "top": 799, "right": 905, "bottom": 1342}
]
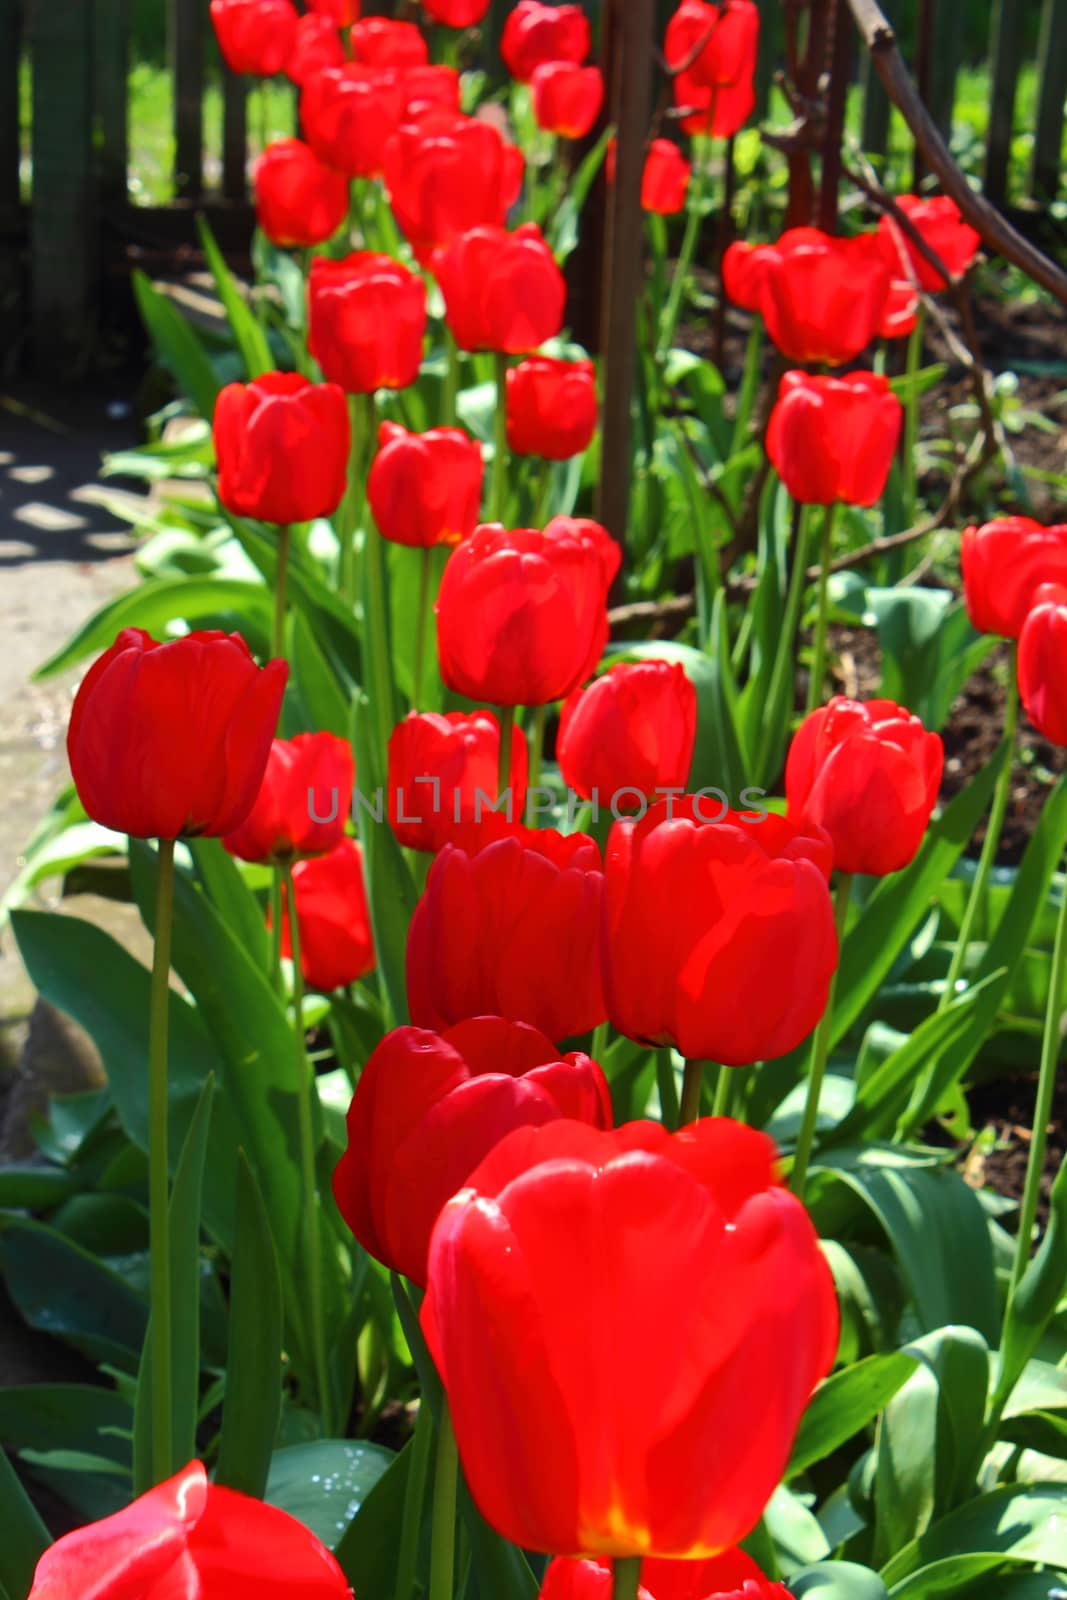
[
  {"left": 559, "top": 661, "right": 698, "bottom": 806},
  {"left": 607, "top": 138, "right": 692, "bottom": 215},
  {"left": 68, "top": 629, "right": 287, "bottom": 840},
  {"left": 961, "top": 517, "right": 1067, "bottom": 640},
  {"left": 531, "top": 62, "right": 605, "bottom": 139},
  {"left": 350, "top": 16, "right": 429, "bottom": 67},
  {"left": 333, "top": 1016, "right": 612, "bottom": 1284},
  {"left": 300, "top": 62, "right": 405, "bottom": 177},
  {"left": 766, "top": 370, "right": 903, "bottom": 507},
  {"left": 1019, "top": 583, "right": 1067, "bottom": 748},
  {"left": 368, "top": 421, "right": 485, "bottom": 548},
  {"left": 308, "top": 252, "right": 428, "bottom": 393},
  {"left": 253, "top": 137, "right": 349, "bottom": 246},
  {"left": 603, "top": 801, "right": 837, "bottom": 1065},
  {"left": 307, "top": 0, "right": 360, "bottom": 22},
  {"left": 383, "top": 111, "right": 523, "bottom": 264},
  {"left": 422, "top": 1117, "right": 839, "bottom": 1556},
  {"left": 279, "top": 836, "right": 376, "bottom": 990},
  {"left": 506, "top": 356, "right": 599, "bottom": 461},
  {"left": 389, "top": 710, "right": 530, "bottom": 853},
  {"left": 541, "top": 1552, "right": 790, "bottom": 1600},
  {"left": 286, "top": 14, "right": 346, "bottom": 85},
  {"left": 407, "top": 827, "right": 606, "bottom": 1042},
  {"left": 722, "top": 227, "right": 893, "bottom": 365},
  {"left": 877, "top": 193, "right": 981, "bottom": 292},
  {"left": 502, "top": 2, "right": 592, "bottom": 82},
  {"left": 211, "top": 0, "right": 299, "bottom": 77},
  {"left": 222, "top": 732, "right": 354, "bottom": 864},
  {"left": 665, "top": 0, "right": 760, "bottom": 138},
  {"left": 214, "top": 372, "right": 351, "bottom": 524},
  {"left": 27, "top": 1459, "right": 352, "bottom": 1599},
  {"left": 786, "top": 697, "right": 944, "bottom": 878},
  {"left": 433, "top": 222, "right": 567, "bottom": 354},
  {"left": 422, "top": 0, "right": 492, "bottom": 25}
]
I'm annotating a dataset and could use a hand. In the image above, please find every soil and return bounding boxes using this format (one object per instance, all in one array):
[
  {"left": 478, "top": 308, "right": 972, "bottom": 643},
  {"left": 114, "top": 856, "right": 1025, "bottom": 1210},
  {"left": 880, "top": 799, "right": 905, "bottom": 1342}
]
[{"left": 962, "top": 1073, "right": 1067, "bottom": 1230}]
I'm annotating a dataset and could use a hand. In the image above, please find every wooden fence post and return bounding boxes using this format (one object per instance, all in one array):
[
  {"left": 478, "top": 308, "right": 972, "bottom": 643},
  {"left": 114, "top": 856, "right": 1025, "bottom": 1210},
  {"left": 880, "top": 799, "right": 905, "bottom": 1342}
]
[
  {"left": 1032, "top": 0, "right": 1067, "bottom": 201},
  {"left": 172, "top": 0, "right": 205, "bottom": 200},
  {"left": 30, "top": 0, "right": 97, "bottom": 369},
  {"left": 594, "top": 0, "right": 655, "bottom": 562}
]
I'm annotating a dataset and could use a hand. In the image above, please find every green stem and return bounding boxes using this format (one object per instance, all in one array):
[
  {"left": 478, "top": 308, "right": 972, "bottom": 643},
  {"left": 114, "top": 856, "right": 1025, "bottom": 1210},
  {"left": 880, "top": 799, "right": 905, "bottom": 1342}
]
[
  {"left": 1009, "top": 850, "right": 1067, "bottom": 1294},
  {"left": 679, "top": 1059, "right": 704, "bottom": 1126},
  {"left": 443, "top": 331, "right": 461, "bottom": 427},
  {"left": 491, "top": 352, "right": 509, "bottom": 523},
  {"left": 270, "top": 866, "right": 284, "bottom": 992},
  {"left": 272, "top": 523, "right": 291, "bottom": 659},
  {"left": 590, "top": 1020, "right": 609, "bottom": 1062},
  {"left": 806, "top": 501, "right": 839, "bottom": 714},
  {"left": 148, "top": 837, "right": 176, "bottom": 1484},
  {"left": 497, "top": 704, "right": 515, "bottom": 800},
  {"left": 791, "top": 873, "right": 853, "bottom": 1201},
  {"left": 656, "top": 1047, "right": 680, "bottom": 1130},
  {"left": 904, "top": 305, "right": 926, "bottom": 521},
  {"left": 338, "top": 397, "right": 364, "bottom": 603},
  {"left": 612, "top": 1557, "right": 642, "bottom": 1600},
  {"left": 413, "top": 547, "right": 433, "bottom": 710},
  {"left": 395, "top": 1399, "right": 435, "bottom": 1600},
  {"left": 360, "top": 393, "right": 398, "bottom": 764},
  {"left": 282, "top": 863, "right": 333, "bottom": 1435},
  {"left": 754, "top": 502, "right": 812, "bottom": 780},
  {"left": 711, "top": 1061, "right": 732, "bottom": 1118},
  {"left": 940, "top": 657, "right": 1018, "bottom": 1010},
  {"left": 528, "top": 705, "right": 546, "bottom": 793},
  {"left": 658, "top": 145, "right": 710, "bottom": 358},
  {"left": 429, "top": 1402, "right": 459, "bottom": 1600}
]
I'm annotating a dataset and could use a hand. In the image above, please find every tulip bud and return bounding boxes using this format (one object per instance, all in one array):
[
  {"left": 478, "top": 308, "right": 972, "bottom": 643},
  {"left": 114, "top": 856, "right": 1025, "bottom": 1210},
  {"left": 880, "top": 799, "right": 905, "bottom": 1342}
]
[
  {"left": 253, "top": 137, "right": 349, "bottom": 247},
  {"left": 368, "top": 422, "right": 484, "bottom": 548},
  {"left": 558, "top": 661, "right": 697, "bottom": 805},
  {"left": 506, "top": 356, "right": 598, "bottom": 461},
  {"left": 786, "top": 696, "right": 944, "bottom": 877},
  {"left": 877, "top": 193, "right": 981, "bottom": 292},
  {"left": 501, "top": 2, "right": 591, "bottom": 82},
  {"left": 222, "top": 732, "right": 354, "bottom": 864},
  {"left": 433, "top": 223, "right": 566, "bottom": 354},
  {"left": 961, "top": 518, "right": 1067, "bottom": 640},
  {"left": 1019, "top": 584, "right": 1067, "bottom": 748},
  {"left": 279, "top": 837, "right": 376, "bottom": 990},
  {"left": 68, "top": 629, "right": 287, "bottom": 840},
  {"left": 531, "top": 63, "right": 604, "bottom": 140},
  {"left": 333, "top": 1017, "right": 612, "bottom": 1285},
  {"left": 211, "top": 0, "right": 298, "bottom": 76},
  {"left": 213, "top": 372, "right": 351, "bottom": 525},
  {"left": 766, "top": 370, "right": 903, "bottom": 507},
  {"left": 603, "top": 801, "right": 837, "bottom": 1065},
  {"left": 388, "top": 710, "right": 529, "bottom": 852},
  {"left": 308, "top": 253, "right": 427, "bottom": 393},
  {"left": 300, "top": 63, "right": 405, "bottom": 177}
]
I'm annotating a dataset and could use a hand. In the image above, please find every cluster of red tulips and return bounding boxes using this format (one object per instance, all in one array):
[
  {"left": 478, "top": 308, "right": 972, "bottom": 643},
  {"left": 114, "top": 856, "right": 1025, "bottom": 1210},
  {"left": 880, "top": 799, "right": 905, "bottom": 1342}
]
[{"left": 24, "top": 1, "right": 1067, "bottom": 1597}]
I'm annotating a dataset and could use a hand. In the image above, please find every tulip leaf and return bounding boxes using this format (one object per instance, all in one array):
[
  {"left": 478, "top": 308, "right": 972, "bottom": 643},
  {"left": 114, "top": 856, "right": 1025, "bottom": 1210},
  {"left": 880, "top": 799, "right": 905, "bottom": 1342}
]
[
  {"left": 788, "top": 1563, "right": 889, "bottom": 1599},
  {"left": 291, "top": 606, "right": 353, "bottom": 741},
  {"left": 215, "top": 1152, "right": 284, "bottom": 1502},
  {"left": 334, "top": 1439, "right": 413, "bottom": 1598},
  {"left": 133, "top": 268, "right": 223, "bottom": 422},
  {"left": 264, "top": 1440, "right": 394, "bottom": 1549},
  {"left": 0, "top": 1385, "right": 132, "bottom": 1468},
  {"left": 0, "top": 1216, "right": 147, "bottom": 1368},
  {"left": 33, "top": 576, "right": 273, "bottom": 680},
  {"left": 880, "top": 1484, "right": 1067, "bottom": 1588},
  {"left": 196, "top": 213, "right": 274, "bottom": 380},
  {"left": 0, "top": 1446, "right": 50, "bottom": 1599},
  {"left": 891, "top": 1571, "right": 1067, "bottom": 1600},
  {"left": 188, "top": 839, "right": 268, "bottom": 972},
  {"left": 832, "top": 745, "right": 1008, "bottom": 1046},
  {"left": 789, "top": 1349, "right": 919, "bottom": 1476}
]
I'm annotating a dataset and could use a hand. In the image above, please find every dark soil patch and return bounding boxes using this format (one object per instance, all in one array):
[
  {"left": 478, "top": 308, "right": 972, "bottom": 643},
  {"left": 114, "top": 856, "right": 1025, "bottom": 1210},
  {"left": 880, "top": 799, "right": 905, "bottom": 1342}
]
[{"left": 962, "top": 1072, "right": 1067, "bottom": 1228}]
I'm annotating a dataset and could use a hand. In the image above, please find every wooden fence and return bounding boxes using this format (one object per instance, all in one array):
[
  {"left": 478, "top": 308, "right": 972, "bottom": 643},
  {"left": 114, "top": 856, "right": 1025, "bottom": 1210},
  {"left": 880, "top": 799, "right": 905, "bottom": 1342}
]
[{"left": 0, "top": 0, "right": 1065, "bottom": 372}]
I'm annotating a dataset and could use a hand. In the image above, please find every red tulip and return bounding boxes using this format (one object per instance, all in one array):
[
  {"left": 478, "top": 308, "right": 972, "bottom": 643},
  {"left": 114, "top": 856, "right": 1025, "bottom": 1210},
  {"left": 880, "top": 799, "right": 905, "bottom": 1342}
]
[
  {"left": 421, "top": 0, "right": 491, "bottom": 24},
  {"left": 960, "top": 518, "right": 1067, "bottom": 640},
  {"left": 722, "top": 227, "right": 893, "bottom": 365},
  {"left": 1018, "top": 584, "right": 1067, "bottom": 747},
  {"left": 603, "top": 800, "right": 836, "bottom": 1065},
  {"left": 214, "top": 372, "right": 350, "bottom": 524},
  {"left": 211, "top": 0, "right": 298, "bottom": 76},
  {"left": 786, "top": 697, "right": 944, "bottom": 877},
  {"left": 506, "top": 356, "right": 598, "bottom": 460},
  {"left": 421, "top": 1117, "right": 839, "bottom": 1556},
  {"left": 279, "top": 837, "right": 375, "bottom": 990},
  {"left": 368, "top": 421, "right": 484, "bottom": 548},
  {"left": 300, "top": 63, "right": 405, "bottom": 177},
  {"left": 879, "top": 277, "right": 920, "bottom": 339},
  {"left": 766, "top": 370, "right": 903, "bottom": 507},
  {"left": 558, "top": 662, "right": 697, "bottom": 806},
  {"left": 408, "top": 828, "right": 605, "bottom": 1041},
  {"left": 436, "top": 522, "right": 609, "bottom": 706},
  {"left": 640, "top": 139, "right": 692, "bottom": 214},
  {"left": 307, "top": 0, "right": 360, "bottom": 23},
  {"left": 545, "top": 513, "right": 622, "bottom": 593},
  {"left": 333, "top": 1017, "right": 611, "bottom": 1285},
  {"left": 531, "top": 62, "right": 604, "bottom": 139},
  {"left": 308, "top": 252, "right": 427, "bottom": 393},
  {"left": 666, "top": 0, "right": 760, "bottom": 138},
  {"left": 351, "top": 16, "right": 428, "bottom": 68},
  {"left": 222, "top": 732, "right": 354, "bottom": 863},
  {"left": 389, "top": 710, "right": 530, "bottom": 853},
  {"left": 27, "top": 1460, "right": 351, "bottom": 1600},
  {"left": 541, "top": 1553, "right": 789, "bottom": 1600},
  {"left": 434, "top": 222, "right": 566, "bottom": 354},
  {"left": 399, "top": 64, "right": 462, "bottom": 120},
  {"left": 383, "top": 111, "right": 521, "bottom": 264},
  {"left": 253, "top": 137, "right": 349, "bottom": 247},
  {"left": 877, "top": 193, "right": 981, "bottom": 292},
  {"left": 68, "top": 629, "right": 286, "bottom": 840},
  {"left": 286, "top": 14, "right": 346, "bottom": 85},
  {"left": 501, "top": 2, "right": 591, "bottom": 83}
]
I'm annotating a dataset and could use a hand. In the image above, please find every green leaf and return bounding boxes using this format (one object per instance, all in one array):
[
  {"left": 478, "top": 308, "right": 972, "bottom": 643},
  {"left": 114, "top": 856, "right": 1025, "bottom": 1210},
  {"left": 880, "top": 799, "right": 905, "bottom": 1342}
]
[
  {"left": 789, "top": 1350, "right": 919, "bottom": 1476},
  {"left": 189, "top": 839, "right": 268, "bottom": 973},
  {"left": 0, "top": 1447, "right": 50, "bottom": 1598},
  {"left": 881, "top": 1484, "right": 1067, "bottom": 1587},
  {"left": 334, "top": 1438, "right": 412, "bottom": 1598},
  {"left": 291, "top": 607, "right": 352, "bottom": 741},
  {"left": 196, "top": 213, "right": 273, "bottom": 379},
  {"left": 33, "top": 577, "right": 272, "bottom": 680},
  {"left": 788, "top": 1563, "right": 889, "bottom": 1599},
  {"left": 133, "top": 269, "right": 222, "bottom": 421},
  {"left": 0, "top": 1385, "right": 132, "bottom": 1467},
  {"left": 216, "top": 1153, "right": 284, "bottom": 1501},
  {"left": 0, "top": 1165, "right": 77, "bottom": 1209},
  {"left": 351, "top": 693, "right": 416, "bottom": 1030},
  {"left": 0, "top": 1217, "right": 147, "bottom": 1368},
  {"left": 998, "top": 1156, "right": 1067, "bottom": 1409},
  {"left": 265, "top": 1441, "right": 394, "bottom": 1549}
]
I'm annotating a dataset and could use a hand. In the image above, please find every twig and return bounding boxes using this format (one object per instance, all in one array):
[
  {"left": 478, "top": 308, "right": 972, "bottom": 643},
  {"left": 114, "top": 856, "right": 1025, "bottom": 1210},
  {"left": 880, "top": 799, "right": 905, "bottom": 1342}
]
[
  {"left": 845, "top": 0, "right": 1067, "bottom": 304},
  {"left": 609, "top": 595, "right": 694, "bottom": 628}
]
